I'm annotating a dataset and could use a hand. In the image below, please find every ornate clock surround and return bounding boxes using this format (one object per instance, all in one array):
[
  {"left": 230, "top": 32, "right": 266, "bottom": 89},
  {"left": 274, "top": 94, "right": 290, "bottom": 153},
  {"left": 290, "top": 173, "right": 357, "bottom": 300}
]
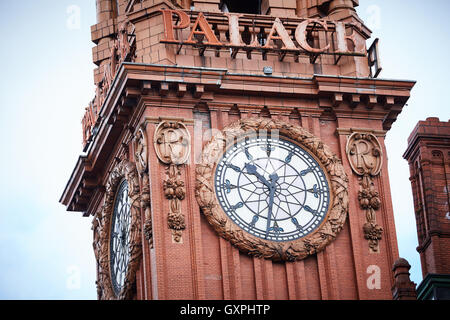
[
  {"left": 195, "top": 118, "right": 349, "bottom": 262},
  {"left": 93, "top": 159, "right": 142, "bottom": 300}
]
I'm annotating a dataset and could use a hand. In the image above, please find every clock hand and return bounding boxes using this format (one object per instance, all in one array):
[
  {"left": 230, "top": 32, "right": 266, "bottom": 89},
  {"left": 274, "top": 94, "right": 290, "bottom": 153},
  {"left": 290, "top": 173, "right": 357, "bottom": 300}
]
[
  {"left": 265, "top": 173, "right": 279, "bottom": 238},
  {"left": 245, "top": 163, "right": 271, "bottom": 188},
  {"left": 269, "top": 172, "right": 279, "bottom": 185}
]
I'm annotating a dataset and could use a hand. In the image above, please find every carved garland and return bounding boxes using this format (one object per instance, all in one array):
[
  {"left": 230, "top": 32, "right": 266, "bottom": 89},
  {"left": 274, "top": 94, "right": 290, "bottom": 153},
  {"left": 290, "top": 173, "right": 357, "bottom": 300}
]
[
  {"left": 195, "top": 118, "right": 349, "bottom": 262},
  {"left": 154, "top": 121, "right": 191, "bottom": 243},
  {"left": 92, "top": 159, "right": 142, "bottom": 300},
  {"left": 346, "top": 132, "right": 384, "bottom": 252}
]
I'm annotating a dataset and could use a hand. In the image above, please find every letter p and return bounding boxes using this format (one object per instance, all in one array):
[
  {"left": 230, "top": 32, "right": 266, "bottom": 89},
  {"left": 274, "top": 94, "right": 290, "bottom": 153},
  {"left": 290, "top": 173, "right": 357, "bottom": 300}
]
[{"left": 160, "top": 9, "right": 190, "bottom": 43}]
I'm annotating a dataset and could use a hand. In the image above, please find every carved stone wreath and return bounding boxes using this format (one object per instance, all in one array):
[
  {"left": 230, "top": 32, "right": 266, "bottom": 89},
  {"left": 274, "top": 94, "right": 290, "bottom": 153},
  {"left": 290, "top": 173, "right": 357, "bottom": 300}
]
[
  {"left": 93, "top": 159, "right": 142, "bottom": 300},
  {"left": 195, "top": 118, "right": 349, "bottom": 261}
]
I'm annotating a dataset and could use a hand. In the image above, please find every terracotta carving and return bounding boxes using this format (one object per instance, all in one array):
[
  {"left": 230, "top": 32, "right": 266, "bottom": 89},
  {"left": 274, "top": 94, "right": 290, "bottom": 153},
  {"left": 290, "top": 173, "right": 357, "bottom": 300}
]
[
  {"left": 134, "top": 125, "right": 153, "bottom": 247},
  {"left": 346, "top": 132, "right": 384, "bottom": 252},
  {"left": 195, "top": 118, "right": 349, "bottom": 261},
  {"left": 347, "top": 133, "right": 383, "bottom": 176},
  {"left": 358, "top": 174, "right": 383, "bottom": 252},
  {"left": 134, "top": 125, "right": 148, "bottom": 174},
  {"left": 154, "top": 121, "right": 191, "bottom": 165},
  {"left": 154, "top": 120, "right": 190, "bottom": 243},
  {"left": 92, "top": 160, "right": 142, "bottom": 300},
  {"left": 164, "top": 163, "right": 187, "bottom": 242}
]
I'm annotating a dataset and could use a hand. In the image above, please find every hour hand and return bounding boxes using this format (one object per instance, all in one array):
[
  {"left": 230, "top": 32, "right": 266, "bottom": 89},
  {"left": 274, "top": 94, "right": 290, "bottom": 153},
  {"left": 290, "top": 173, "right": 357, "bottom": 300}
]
[{"left": 245, "top": 163, "right": 270, "bottom": 187}]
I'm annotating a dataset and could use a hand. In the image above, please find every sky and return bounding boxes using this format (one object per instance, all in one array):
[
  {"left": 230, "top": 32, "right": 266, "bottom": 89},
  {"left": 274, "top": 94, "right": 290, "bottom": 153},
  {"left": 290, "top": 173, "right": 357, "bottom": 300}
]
[{"left": 0, "top": 0, "right": 449, "bottom": 300}]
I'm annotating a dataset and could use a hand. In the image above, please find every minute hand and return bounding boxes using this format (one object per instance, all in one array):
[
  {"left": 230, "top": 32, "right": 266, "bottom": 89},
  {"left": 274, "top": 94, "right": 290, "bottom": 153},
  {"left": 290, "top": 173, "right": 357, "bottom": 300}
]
[{"left": 265, "top": 173, "right": 279, "bottom": 238}]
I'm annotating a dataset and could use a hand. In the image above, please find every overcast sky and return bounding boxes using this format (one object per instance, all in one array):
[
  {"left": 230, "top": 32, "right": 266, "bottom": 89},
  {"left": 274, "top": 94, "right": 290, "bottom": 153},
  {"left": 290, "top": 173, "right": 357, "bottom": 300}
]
[{"left": 0, "top": 0, "right": 448, "bottom": 299}]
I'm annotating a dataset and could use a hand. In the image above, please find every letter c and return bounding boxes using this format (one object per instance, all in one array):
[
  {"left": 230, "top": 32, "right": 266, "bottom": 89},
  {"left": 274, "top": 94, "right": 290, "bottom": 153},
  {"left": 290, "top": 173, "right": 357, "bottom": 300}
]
[{"left": 295, "top": 19, "right": 330, "bottom": 53}]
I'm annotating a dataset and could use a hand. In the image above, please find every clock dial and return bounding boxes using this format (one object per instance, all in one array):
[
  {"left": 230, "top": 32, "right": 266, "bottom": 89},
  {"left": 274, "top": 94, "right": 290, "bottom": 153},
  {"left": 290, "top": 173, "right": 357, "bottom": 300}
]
[
  {"left": 214, "top": 135, "right": 330, "bottom": 242},
  {"left": 109, "top": 179, "right": 132, "bottom": 296}
]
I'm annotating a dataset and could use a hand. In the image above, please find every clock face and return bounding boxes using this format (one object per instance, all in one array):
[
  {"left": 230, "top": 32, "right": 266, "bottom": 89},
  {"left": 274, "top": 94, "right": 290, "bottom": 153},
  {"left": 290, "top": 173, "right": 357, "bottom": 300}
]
[
  {"left": 109, "top": 179, "right": 132, "bottom": 296},
  {"left": 214, "top": 135, "right": 330, "bottom": 242}
]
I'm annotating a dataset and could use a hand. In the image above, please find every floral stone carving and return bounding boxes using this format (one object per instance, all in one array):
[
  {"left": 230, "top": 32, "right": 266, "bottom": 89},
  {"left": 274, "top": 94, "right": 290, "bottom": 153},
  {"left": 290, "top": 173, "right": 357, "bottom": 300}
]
[
  {"left": 346, "top": 132, "right": 384, "bottom": 252},
  {"left": 164, "top": 164, "right": 186, "bottom": 242},
  {"left": 154, "top": 120, "right": 191, "bottom": 243}
]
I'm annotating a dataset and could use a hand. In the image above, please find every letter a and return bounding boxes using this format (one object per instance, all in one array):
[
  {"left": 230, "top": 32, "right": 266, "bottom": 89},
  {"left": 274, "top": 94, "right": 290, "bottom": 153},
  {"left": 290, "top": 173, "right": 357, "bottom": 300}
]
[
  {"left": 264, "top": 18, "right": 296, "bottom": 50},
  {"left": 186, "top": 13, "right": 222, "bottom": 46}
]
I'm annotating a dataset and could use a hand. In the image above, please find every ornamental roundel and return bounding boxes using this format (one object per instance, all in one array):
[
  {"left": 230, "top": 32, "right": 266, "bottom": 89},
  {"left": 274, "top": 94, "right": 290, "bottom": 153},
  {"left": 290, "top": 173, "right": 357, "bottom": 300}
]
[
  {"left": 195, "top": 118, "right": 349, "bottom": 262},
  {"left": 154, "top": 121, "right": 191, "bottom": 165},
  {"left": 93, "top": 159, "right": 142, "bottom": 300},
  {"left": 346, "top": 132, "right": 383, "bottom": 177}
]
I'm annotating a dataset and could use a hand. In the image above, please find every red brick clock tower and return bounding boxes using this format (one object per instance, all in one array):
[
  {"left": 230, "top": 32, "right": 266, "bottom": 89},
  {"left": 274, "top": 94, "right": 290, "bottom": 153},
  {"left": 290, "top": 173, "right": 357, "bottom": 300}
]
[{"left": 61, "top": 0, "right": 415, "bottom": 300}]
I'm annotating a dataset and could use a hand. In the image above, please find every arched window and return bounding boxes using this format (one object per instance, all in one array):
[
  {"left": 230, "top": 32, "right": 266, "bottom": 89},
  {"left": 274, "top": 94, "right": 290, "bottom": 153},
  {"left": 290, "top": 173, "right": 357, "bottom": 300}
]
[{"left": 220, "top": 0, "right": 261, "bottom": 14}]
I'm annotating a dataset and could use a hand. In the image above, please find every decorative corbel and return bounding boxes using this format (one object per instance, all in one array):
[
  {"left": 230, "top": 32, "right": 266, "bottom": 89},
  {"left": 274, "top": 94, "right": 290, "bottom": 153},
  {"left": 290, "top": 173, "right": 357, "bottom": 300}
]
[
  {"left": 154, "top": 120, "right": 191, "bottom": 243},
  {"left": 346, "top": 132, "right": 384, "bottom": 253},
  {"left": 350, "top": 94, "right": 361, "bottom": 109},
  {"left": 333, "top": 93, "right": 344, "bottom": 107},
  {"left": 367, "top": 95, "right": 378, "bottom": 109}
]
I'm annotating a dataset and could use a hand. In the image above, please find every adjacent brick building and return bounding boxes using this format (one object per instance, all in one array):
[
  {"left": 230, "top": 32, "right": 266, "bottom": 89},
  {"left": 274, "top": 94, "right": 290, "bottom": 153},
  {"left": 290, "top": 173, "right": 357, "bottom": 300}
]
[
  {"left": 403, "top": 117, "right": 450, "bottom": 300},
  {"left": 61, "top": 0, "right": 417, "bottom": 300}
]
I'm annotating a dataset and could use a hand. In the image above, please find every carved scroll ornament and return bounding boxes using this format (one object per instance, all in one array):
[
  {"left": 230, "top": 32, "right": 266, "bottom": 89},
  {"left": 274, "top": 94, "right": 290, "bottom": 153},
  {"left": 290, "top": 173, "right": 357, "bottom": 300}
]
[
  {"left": 195, "top": 118, "right": 349, "bottom": 262},
  {"left": 154, "top": 120, "right": 191, "bottom": 243},
  {"left": 346, "top": 132, "right": 384, "bottom": 252},
  {"left": 92, "top": 160, "right": 142, "bottom": 300}
]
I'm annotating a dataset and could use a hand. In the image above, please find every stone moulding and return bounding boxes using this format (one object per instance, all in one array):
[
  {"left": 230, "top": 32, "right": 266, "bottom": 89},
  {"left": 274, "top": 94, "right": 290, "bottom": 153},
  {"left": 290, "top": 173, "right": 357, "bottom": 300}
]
[
  {"left": 92, "top": 159, "right": 142, "bottom": 300},
  {"left": 195, "top": 117, "right": 349, "bottom": 262}
]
